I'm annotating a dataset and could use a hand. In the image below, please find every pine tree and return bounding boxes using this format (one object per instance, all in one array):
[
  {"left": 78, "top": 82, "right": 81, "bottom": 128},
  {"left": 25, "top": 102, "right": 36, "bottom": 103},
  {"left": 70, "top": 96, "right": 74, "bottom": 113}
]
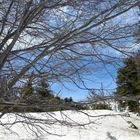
[
  {"left": 36, "top": 80, "right": 54, "bottom": 99},
  {"left": 116, "top": 52, "right": 140, "bottom": 112},
  {"left": 21, "top": 75, "right": 34, "bottom": 98}
]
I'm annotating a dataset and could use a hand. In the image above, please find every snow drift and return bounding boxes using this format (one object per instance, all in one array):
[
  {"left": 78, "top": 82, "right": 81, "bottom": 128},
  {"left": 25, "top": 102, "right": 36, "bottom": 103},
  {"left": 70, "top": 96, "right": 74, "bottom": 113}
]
[{"left": 0, "top": 110, "right": 140, "bottom": 140}]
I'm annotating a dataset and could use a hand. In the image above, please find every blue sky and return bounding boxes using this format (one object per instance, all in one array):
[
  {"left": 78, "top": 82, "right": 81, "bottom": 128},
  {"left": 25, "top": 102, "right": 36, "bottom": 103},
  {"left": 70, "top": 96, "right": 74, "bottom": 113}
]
[
  {"left": 51, "top": 63, "right": 119, "bottom": 101},
  {"left": 10, "top": 2, "right": 139, "bottom": 102},
  {"left": 50, "top": 5, "right": 140, "bottom": 102}
]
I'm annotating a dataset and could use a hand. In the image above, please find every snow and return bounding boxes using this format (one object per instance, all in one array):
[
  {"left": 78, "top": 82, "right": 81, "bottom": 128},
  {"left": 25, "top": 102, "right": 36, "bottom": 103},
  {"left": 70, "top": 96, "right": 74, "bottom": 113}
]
[{"left": 0, "top": 110, "right": 140, "bottom": 140}]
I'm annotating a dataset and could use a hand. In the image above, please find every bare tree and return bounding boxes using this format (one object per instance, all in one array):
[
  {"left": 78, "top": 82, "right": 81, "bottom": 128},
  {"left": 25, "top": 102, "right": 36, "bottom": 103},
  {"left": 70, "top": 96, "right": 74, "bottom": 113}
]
[{"left": 0, "top": 0, "right": 140, "bottom": 138}]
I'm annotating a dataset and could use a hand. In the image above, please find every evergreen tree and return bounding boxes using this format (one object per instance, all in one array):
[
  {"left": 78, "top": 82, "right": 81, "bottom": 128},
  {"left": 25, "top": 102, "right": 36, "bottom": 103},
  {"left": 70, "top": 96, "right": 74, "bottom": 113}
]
[
  {"left": 21, "top": 76, "right": 34, "bottom": 98},
  {"left": 36, "top": 79, "right": 54, "bottom": 99},
  {"left": 116, "top": 52, "right": 140, "bottom": 112},
  {"left": 64, "top": 97, "right": 73, "bottom": 103}
]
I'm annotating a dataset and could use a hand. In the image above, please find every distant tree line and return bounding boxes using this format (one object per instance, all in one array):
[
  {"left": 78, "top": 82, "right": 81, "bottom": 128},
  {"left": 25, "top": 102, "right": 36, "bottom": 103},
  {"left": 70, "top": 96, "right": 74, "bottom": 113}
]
[{"left": 0, "top": 77, "right": 89, "bottom": 112}]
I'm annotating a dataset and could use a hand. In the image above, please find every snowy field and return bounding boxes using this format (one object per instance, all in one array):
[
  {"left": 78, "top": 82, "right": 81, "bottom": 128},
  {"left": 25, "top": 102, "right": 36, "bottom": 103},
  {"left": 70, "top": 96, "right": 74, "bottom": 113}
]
[{"left": 0, "top": 110, "right": 140, "bottom": 140}]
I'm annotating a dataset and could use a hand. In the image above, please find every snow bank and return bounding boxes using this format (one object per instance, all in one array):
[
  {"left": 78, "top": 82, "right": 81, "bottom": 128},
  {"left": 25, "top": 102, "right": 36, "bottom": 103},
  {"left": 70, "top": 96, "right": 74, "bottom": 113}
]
[{"left": 0, "top": 110, "right": 140, "bottom": 140}]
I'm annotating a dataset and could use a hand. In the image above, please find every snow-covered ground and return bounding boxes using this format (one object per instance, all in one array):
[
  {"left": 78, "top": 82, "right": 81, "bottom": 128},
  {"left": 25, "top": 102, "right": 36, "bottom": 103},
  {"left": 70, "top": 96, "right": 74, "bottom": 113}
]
[{"left": 0, "top": 110, "right": 140, "bottom": 140}]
